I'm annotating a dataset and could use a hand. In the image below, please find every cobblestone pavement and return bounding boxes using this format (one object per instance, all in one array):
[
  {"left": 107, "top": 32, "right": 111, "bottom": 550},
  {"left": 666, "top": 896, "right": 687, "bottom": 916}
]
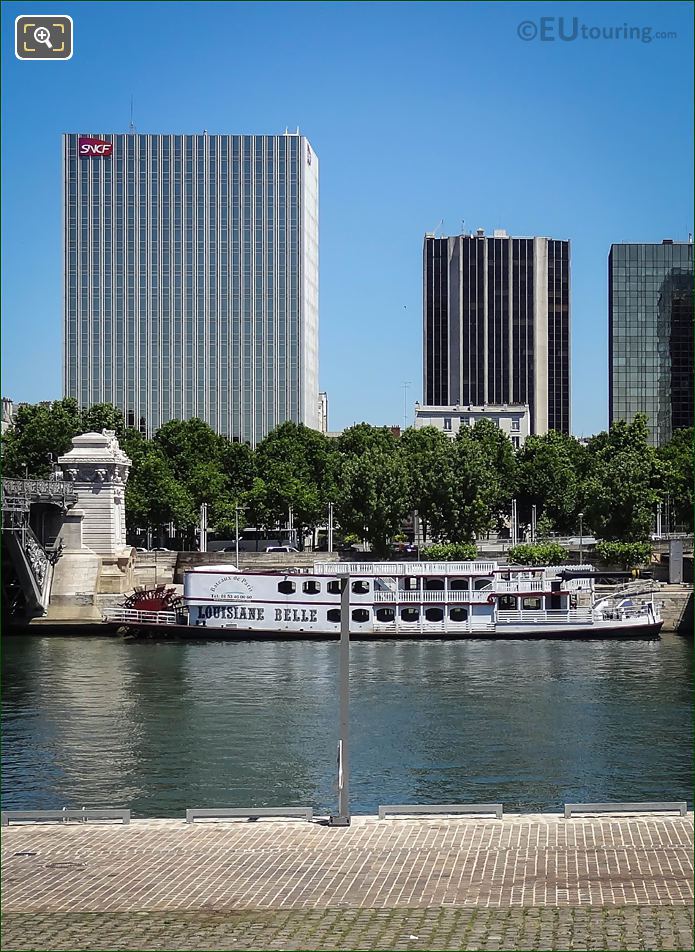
[
  {"left": 2, "top": 814, "right": 692, "bottom": 911},
  {"left": 2, "top": 814, "right": 692, "bottom": 950},
  {"left": 2, "top": 906, "right": 693, "bottom": 950}
]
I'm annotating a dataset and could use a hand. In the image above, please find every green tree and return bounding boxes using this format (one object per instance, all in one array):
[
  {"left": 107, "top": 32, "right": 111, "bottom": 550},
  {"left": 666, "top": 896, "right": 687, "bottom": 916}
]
[
  {"left": 514, "top": 430, "right": 586, "bottom": 534},
  {"left": 1, "top": 399, "right": 130, "bottom": 478},
  {"left": 336, "top": 423, "right": 398, "bottom": 458},
  {"left": 583, "top": 415, "right": 663, "bottom": 542},
  {"left": 218, "top": 439, "right": 255, "bottom": 497},
  {"left": 254, "top": 422, "right": 338, "bottom": 543},
  {"left": 595, "top": 540, "right": 652, "bottom": 570},
  {"left": 459, "top": 419, "right": 516, "bottom": 528},
  {"left": 81, "top": 404, "right": 126, "bottom": 439},
  {"left": 399, "top": 426, "right": 453, "bottom": 540},
  {"left": 336, "top": 445, "right": 410, "bottom": 556},
  {"left": 1, "top": 398, "right": 82, "bottom": 477},
  {"left": 125, "top": 449, "right": 195, "bottom": 541},
  {"left": 153, "top": 418, "right": 224, "bottom": 483},
  {"left": 439, "top": 436, "right": 493, "bottom": 542},
  {"left": 657, "top": 427, "right": 694, "bottom": 531}
]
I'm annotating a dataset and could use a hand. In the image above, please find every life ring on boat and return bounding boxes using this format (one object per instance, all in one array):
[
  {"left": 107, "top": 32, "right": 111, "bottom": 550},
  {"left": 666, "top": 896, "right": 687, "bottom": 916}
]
[{"left": 487, "top": 593, "right": 496, "bottom": 605}]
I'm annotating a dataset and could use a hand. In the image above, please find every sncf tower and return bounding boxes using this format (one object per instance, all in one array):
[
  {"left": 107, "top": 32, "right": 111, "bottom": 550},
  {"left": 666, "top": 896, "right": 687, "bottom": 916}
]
[{"left": 63, "top": 132, "right": 319, "bottom": 444}]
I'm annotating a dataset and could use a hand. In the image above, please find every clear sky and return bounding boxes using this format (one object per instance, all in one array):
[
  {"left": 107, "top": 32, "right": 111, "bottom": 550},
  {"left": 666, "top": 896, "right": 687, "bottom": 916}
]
[{"left": 2, "top": 0, "right": 693, "bottom": 436}]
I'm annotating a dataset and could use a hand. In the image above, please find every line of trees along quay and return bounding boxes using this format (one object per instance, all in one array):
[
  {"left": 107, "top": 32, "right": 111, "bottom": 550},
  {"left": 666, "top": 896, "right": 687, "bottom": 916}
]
[{"left": 2, "top": 398, "right": 692, "bottom": 555}]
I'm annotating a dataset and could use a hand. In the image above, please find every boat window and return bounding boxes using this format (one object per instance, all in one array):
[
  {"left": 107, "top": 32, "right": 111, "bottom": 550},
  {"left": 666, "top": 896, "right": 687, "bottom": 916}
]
[
  {"left": 425, "top": 607, "right": 444, "bottom": 622},
  {"left": 327, "top": 580, "right": 342, "bottom": 595},
  {"left": 376, "top": 607, "right": 395, "bottom": 623},
  {"left": 278, "top": 580, "right": 296, "bottom": 595},
  {"left": 303, "top": 580, "right": 321, "bottom": 595},
  {"left": 498, "top": 595, "right": 517, "bottom": 611},
  {"left": 352, "top": 609, "right": 370, "bottom": 623},
  {"left": 403, "top": 576, "right": 418, "bottom": 591},
  {"left": 401, "top": 607, "right": 419, "bottom": 622},
  {"left": 450, "top": 607, "right": 468, "bottom": 622},
  {"left": 522, "top": 596, "right": 542, "bottom": 611},
  {"left": 424, "top": 578, "right": 444, "bottom": 590},
  {"left": 327, "top": 609, "right": 341, "bottom": 623},
  {"left": 449, "top": 578, "right": 468, "bottom": 590},
  {"left": 474, "top": 578, "right": 493, "bottom": 590},
  {"left": 351, "top": 580, "right": 369, "bottom": 594}
]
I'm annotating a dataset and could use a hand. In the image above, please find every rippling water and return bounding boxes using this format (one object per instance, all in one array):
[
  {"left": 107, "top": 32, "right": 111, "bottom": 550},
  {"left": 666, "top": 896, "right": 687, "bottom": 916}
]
[{"left": 2, "top": 634, "right": 692, "bottom": 816}]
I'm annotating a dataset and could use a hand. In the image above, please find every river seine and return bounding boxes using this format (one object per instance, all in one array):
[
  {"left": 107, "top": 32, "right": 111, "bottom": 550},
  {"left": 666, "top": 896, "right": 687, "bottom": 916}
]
[{"left": 2, "top": 634, "right": 692, "bottom": 816}]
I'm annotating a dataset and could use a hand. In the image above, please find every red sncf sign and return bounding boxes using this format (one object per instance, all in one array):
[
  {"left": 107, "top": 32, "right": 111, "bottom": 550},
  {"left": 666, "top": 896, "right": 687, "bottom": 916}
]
[{"left": 78, "top": 137, "right": 113, "bottom": 157}]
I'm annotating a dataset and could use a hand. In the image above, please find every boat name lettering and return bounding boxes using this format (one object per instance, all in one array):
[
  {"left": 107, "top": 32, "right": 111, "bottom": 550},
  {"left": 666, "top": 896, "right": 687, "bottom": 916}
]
[
  {"left": 209, "top": 576, "right": 254, "bottom": 599},
  {"left": 275, "top": 608, "right": 318, "bottom": 623},
  {"left": 199, "top": 605, "right": 265, "bottom": 621}
]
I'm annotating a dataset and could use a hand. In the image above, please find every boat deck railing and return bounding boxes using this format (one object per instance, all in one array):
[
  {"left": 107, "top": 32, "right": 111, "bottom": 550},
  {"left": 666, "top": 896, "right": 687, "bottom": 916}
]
[
  {"left": 313, "top": 561, "right": 498, "bottom": 576},
  {"left": 373, "top": 590, "right": 493, "bottom": 604},
  {"left": 103, "top": 608, "right": 178, "bottom": 626},
  {"left": 496, "top": 608, "right": 594, "bottom": 625}
]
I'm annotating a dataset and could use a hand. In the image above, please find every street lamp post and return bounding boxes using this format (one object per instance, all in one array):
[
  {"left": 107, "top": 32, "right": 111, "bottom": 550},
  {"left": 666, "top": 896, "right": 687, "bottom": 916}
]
[
  {"left": 531, "top": 504, "right": 537, "bottom": 543},
  {"left": 328, "top": 502, "right": 334, "bottom": 555},
  {"left": 578, "top": 512, "right": 584, "bottom": 565},
  {"left": 329, "top": 575, "right": 351, "bottom": 827},
  {"left": 235, "top": 505, "right": 240, "bottom": 568},
  {"left": 199, "top": 503, "right": 208, "bottom": 553}
]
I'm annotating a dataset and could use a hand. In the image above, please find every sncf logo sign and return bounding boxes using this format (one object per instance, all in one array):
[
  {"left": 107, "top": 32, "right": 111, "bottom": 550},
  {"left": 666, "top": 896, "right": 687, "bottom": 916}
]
[{"left": 78, "top": 137, "right": 113, "bottom": 157}]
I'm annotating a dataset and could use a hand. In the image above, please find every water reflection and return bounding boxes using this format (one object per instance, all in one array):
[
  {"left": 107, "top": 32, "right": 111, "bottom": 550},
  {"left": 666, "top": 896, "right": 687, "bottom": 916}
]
[{"left": 2, "top": 635, "right": 692, "bottom": 816}]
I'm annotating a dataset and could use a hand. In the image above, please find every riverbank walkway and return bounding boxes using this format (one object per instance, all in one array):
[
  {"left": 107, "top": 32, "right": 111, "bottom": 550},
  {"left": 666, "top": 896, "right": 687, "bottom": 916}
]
[{"left": 2, "top": 812, "right": 692, "bottom": 950}]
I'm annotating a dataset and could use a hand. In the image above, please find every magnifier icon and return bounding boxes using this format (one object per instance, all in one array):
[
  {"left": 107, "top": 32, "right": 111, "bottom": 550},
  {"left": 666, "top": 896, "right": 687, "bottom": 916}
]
[{"left": 34, "top": 26, "right": 53, "bottom": 49}]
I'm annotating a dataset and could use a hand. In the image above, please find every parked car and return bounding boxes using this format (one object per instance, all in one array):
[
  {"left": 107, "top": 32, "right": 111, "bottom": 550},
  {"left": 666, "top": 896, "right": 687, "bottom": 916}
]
[
  {"left": 265, "top": 545, "right": 299, "bottom": 553},
  {"left": 151, "top": 547, "right": 171, "bottom": 552},
  {"left": 135, "top": 547, "right": 149, "bottom": 553}
]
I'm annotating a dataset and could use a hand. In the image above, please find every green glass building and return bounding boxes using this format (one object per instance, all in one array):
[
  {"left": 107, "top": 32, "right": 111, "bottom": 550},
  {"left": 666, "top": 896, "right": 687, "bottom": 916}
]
[{"left": 609, "top": 240, "right": 693, "bottom": 446}]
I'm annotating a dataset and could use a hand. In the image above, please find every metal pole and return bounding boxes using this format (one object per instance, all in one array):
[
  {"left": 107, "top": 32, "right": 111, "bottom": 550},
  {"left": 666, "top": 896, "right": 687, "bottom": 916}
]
[
  {"left": 511, "top": 498, "right": 518, "bottom": 546},
  {"left": 329, "top": 576, "right": 351, "bottom": 826},
  {"left": 328, "top": 502, "right": 334, "bottom": 555},
  {"left": 235, "top": 507, "right": 240, "bottom": 568},
  {"left": 579, "top": 512, "right": 584, "bottom": 565},
  {"left": 199, "top": 503, "right": 208, "bottom": 553},
  {"left": 531, "top": 505, "right": 537, "bottom": 543}
]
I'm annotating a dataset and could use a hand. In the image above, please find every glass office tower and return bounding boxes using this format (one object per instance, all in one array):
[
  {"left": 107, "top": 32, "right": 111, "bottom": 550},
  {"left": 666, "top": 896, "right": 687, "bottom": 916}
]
[
  {"left": 423, "top": 231, "right": 570, "bottom": 435},
  {"left": 64, "top": 133, "right": 319, "bottom": 444},
  {"left": 609, "top": 240, "right": 693, "bottom": 446}
]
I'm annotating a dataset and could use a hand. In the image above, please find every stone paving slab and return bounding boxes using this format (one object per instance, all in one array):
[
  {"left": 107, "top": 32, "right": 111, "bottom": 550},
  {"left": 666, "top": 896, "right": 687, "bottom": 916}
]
[
  {"left": 1, "top": 906, "right": 693, "bottom": 951},
  {"left": 2, "top": 814, "right": 692, "bottom": 913}
]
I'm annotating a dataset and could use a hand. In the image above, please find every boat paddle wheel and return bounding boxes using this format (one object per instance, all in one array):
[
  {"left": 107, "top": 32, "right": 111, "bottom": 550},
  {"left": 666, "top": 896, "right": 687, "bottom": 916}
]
[{"left": 121, "top": 586, "right": 184, "bottom": 613}]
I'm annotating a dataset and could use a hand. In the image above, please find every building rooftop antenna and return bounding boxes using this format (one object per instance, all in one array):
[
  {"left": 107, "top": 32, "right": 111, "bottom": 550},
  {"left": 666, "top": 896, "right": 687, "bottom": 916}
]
[{"left": 129, "top": 95, "right": 136, "bottom": 133}]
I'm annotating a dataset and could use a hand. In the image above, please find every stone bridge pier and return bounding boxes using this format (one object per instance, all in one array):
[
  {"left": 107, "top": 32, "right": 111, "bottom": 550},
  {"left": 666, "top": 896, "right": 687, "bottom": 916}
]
[
  {"left": 2, "top": 430, "right": 134, "bottom": 624},
  {"left": 47, "top": 431, "right": 134, "bottom": 621}
]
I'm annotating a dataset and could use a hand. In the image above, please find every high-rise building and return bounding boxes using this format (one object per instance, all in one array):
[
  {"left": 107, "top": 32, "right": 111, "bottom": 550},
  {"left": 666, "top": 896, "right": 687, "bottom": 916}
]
[
  {"left": 64, "top": 132, "right": 319, "bottom": 444},
  {"left": 423, "top": 230, "right": 570, "bottom": 435},
  {"left": 609, "top": 240, "right": 693, "bottom": 446}
]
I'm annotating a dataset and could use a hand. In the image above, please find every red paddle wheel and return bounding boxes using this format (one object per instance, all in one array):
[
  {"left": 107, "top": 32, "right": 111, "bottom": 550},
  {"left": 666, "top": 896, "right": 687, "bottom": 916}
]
[{"left": 121, "top": 586, "right": 184, "bottom": 613}]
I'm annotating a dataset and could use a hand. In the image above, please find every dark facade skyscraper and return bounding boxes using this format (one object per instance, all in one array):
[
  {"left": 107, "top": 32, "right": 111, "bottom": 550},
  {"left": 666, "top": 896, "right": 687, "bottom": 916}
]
[
  {"left": 609, "top": 240, "right": 693, "bottom": 446},
  {"left": 63, "top": 132, "right": 319, "bottom": 445},
  {"left": 423, "top": 231, "right": 570, "bottom": 434}
]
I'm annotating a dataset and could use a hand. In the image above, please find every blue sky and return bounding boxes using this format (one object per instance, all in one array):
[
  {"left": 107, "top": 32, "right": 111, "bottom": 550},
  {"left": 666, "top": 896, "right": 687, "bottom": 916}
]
[{"left": 2, "top": 0, "right": 692, "bottom": 435}]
